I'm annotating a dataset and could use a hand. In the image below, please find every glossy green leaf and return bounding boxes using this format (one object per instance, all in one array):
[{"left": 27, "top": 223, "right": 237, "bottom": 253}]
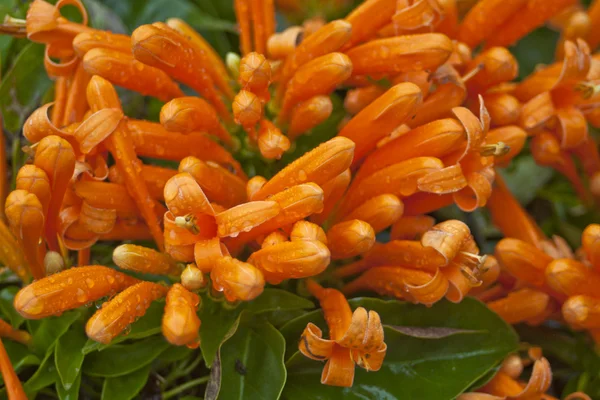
[
  {"left": 4, "top": 340, "right": 40, "bottom": 372},
  {"left": 24, "top": 350, "right": 58, "bottom": 394},
  {"left": 0, "top": 43, "right": 51, "bottom": 134},
  {"left": 0, "top": 286, "right": 25, "bottom": 328},
  {"left": 95, "top": 0, "right": 236, "bottom": 33},
  {"left": 82, "top": 0, "right": 128, "bottom": 33},
  {"left": 499, "top": 156, "right": 554, "bottom": 206},
  {"left": 101, "top": 363, "right": 151, "bottom": 400},
  {"left": 82, "top": 300, "right": 164, "bottom": 354},
  {"left": 208, "top": 317, "right": 286, "bottom": 400},
  {"left": 246, "top": 289, "right": 314, "bottom": 314},
  {"left": 28, "top": 311, "right": 81, "bottom": 357},
  {"left": 57, "top": 371, "right": 81, "bottom": 400},
  {"left": 200, "top": 289, "right": 314, "bottom": 366},
  {"left": 55, "top": 327, "right": 88, "bottom": 390},
  {"left": 83, "top": 335, "right": 170, "bottom": 377},
  {"left": 159, "top": 345, "right": 196, "bottom": 363},
  {"left": 280, "top": 298, "right": 518, "bottom": 399}
]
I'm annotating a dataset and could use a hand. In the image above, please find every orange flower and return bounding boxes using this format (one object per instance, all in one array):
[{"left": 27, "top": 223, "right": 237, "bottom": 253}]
[{"left": 299, "top": 280, "right": 387, "bottom": 387}]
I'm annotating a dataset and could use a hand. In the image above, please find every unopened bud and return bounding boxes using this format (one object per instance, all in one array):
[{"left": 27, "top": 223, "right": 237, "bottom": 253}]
[{"left": 181, "top": 264, "right": 206, "bottom": 291}]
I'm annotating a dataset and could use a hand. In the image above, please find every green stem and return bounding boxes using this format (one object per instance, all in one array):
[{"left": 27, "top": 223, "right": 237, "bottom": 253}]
[{"left": 162, "top": 376, "right": 210, "bottom": 400}]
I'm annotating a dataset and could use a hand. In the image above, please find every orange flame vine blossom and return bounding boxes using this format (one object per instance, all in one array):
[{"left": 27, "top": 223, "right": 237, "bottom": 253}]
[{"left": 0, "top": 0, "right": 596, "bottom": 395}]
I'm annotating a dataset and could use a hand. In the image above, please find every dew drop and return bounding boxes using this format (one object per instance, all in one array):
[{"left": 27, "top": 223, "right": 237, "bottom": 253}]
[
  {"left": 297, "top": 169, "right": 307, "bottom": 182},
  {"left": 107, "top": 275, "right": 115, "bottom": 284},
  {"left": 76, "top": 288, "right": 88, "bottom": 304},
  {"left": 85, "top": 278, "right": 95, "bottom": 289}
]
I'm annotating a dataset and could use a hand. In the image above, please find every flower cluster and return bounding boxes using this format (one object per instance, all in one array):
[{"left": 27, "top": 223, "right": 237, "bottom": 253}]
[{"left": 0, "top": 0, "right": 598, "bottom": 396}]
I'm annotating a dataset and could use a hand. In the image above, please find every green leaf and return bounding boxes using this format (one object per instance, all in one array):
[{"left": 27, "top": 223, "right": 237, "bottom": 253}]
[
  {"left": 159, "top": 345, "right": 195, "bottom": 363},
  {"left": 208, "top": 318, "right": 286, "bottom": 400},
  {"left": 499, "top": 156, "right": 554, "bottom": 206},
  {"left": 82, "top": 300, "right": 164, "bottom": 354},
  {"left": 83, "top": 335, "right": 170, "bottom": 377},
  {"left": 28, "top": 311, "right": 81, "bottom": 357},
  {"left": 57, "top": 371, "right": 81, "bottom": 400},
  {"left": 280, "top": 298, "right": 518, "bottom": 400},
  {"left": 0, "top": 43, "right": 51, "bottom": 134},
  {"left": 246, "top": 289, "right": 314, "bottom": 314},
  {"left": 101, "top": 363, "right": 151, "bottom": 400},
  {"left": 200, "top": 289, "right": 314, "bottom": 366},
  {"left": 511, "top": 27, "right": 559, "bottom": 80},
  {"left": 55, "top": 327, "right": 88, "bottom": 390},
  {"left": 82, "top": 0, "right": 128, "bottom": 33},
  {"left": 516, "top": 325, "right": 594, "bottom": 371},
  {"left": 199, "top": 297, "right": 244, "bottom": 368},
  {"left": 0, "top": 286, "right": 25, "bottom": 328},
  {"left": 4, "top": 340, "right": 40, "bottom": 372},
  {"left": 97, "top": 0, "right": 236, "bottom": 34},
  {"left": 24, "top": 350, "right": 58, "bottom": 394}
]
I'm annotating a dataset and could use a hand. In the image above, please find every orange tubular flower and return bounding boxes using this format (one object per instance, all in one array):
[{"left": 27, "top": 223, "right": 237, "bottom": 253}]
[
  {"left": 344, "top": 86, "right": 386, "bottom": 116},
  {"left": 337, "top": 156, "right": 445, "bottom": 217},
  {"left": 390, "top": 215, "right": 435, "bottom": 240},
  {"left": 352, "top": 117, "right": 466, "bottom": 184},
  {"left": 563, "top": 295, "right": 600, "bottom": 329},
  {"left": 179, "top": 157, "right": 246, "bottom": 209},
  {"left": 0, "top": 318, "right": 31, "bottom": 346},
  {"left": 339, "top": 82, "right": 422, "bottom": 163},
  {"left": 160, "top": 97, "right": 234, "bottom": 146},
  {"left": 0, "top": 338, "right": 27, "bottom": 400},
  {"left": 487, "top": 288, "right": 552, "bottom": 324},
  {"left": 226, "top": 183, "right": 324, "bottom": 247},
  {"left": 327, "top": 220, "right": 375, "bottom": 260},
  {"left": 108, "top": 164, "right": 176, "bottom": 202},
  {"left": 215, "top": 200, "right": 280, "bottom": 238},
  {"left": 14, "top": 266, "right": 138, "bottom": 319},
  {"left": 233, "top": 90, "right": 263, "bottom": 137},
  {"left": 288, "top": 95, "right": 333, "bottom": 141},
  {"left": 486, "top": 0, "right": 578, "bottom": 48},
  {"left": 86, "top": 281, "right": 168, "bottom": 344},
  {"left": 457, "top": 0, "right": 528, "bottom": 48},
  {"left": 33, "top": 135, "right": 76, "bottom": 252},
  {"left": 277, "top": 19, "right": 352, "bottom": 100},
  {"left": 165, "top": 18, "right": 234, "bottom": 98},
  {"left": 82, "top": 48, "right": 184, "bottom": 101},
  {"left": 113, "top": 244, "right": 181, "bottom": 275},
  {"left": 162, "top": 283, "right": 201, "bottom": 347},
  {"left": 299, "top": 280, "right": 387, "bottom": 387},
  {"left": 5, "top": 190, "right": 46, "bottom": 280},
  {"left": 239, "top": 52, "right": 272, "bottom": 101},
  {"left": 251, "top": 137, "right": 354, "bottom": 200},
  {"left": 86, "top": 76, "right": 165, "bottom": 250},
  {"left": 290, "top": 220, "right": 327, "bottom": 243},
  {"left": 310, "top": 169, "right": 351, "bottom": 226},
  {"left": 131, "top": 23, "right": 229, "bottom": 120},
  {"left": 248, "top": 239, "right": 330, "bottom": 283},
  {"left": 460, "top": 357, "right": 553, "bottom": 399},
  {"left": 487, "top": 175, "right": 546, "bottom": 248},
  {"left": 342, "top": 194, "right": 404, "bottom": 233},
  {"left": 267, "top": 26, "right": 303, "bottom": 59},
  {"left": 343, "top": 266, "right": 449, "bottom": 306},
  {"left": 210, "top": 256, "right": 265, "bottom": 302},
  {"left": 257, "top": 119, "right": 291, "bottom": 160},
  {"left": 582, "top": 224, "right": 600, "bottom": 269},
  {"left": 342, "top": 0, "right": 398, "bottom": 49},
  {"left": 126, "top": 119, "right": 245, "bottom": 178},
  {"left": 495, "top": 238, "right": 553, "bottom": 288},
  {"left": 72, "top": 30, "right": 131, "bottom": 56},
  {"left": 278, "top": 53, "right": 352, "bottom": 122},
  {"left": 346, "top": 33, "right": 453, "bottom": 77},
  {"left": 0, "top": 219, "right": 30, "bottom": 281}
]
